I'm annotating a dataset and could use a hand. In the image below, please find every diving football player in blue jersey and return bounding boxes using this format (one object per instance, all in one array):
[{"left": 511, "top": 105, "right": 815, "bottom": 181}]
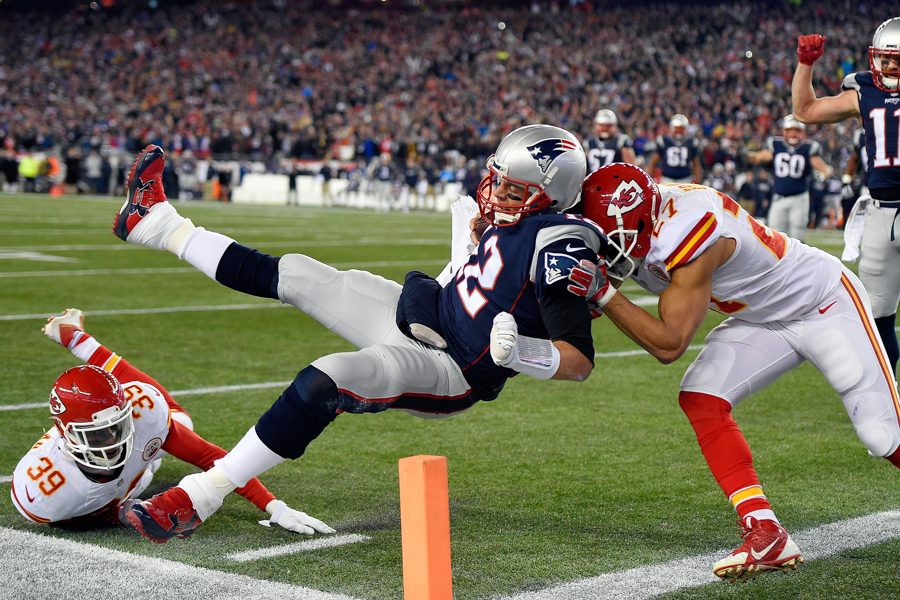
[
  {"left": 792, "top": 18, "right": 900, "bottom": 374},
  {"left": 110, "top": 124, "right": 606, "bottom": 542}
]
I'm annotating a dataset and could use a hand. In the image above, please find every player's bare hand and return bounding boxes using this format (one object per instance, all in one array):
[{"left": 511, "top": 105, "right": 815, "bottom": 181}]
[
  {"left": 797, "top": 34, "right": 825, "bottom": 66},
  {"left": 261, "top": 499, "right": 335, "bottom": 535},
  {"left": 470, "top": 215, "right": 490, "bottom": 245}
]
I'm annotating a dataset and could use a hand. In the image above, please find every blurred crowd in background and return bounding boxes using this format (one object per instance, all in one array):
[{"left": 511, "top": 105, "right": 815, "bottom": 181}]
[{"left": 0, "top": 0, "right": 873, "bottom": 225}]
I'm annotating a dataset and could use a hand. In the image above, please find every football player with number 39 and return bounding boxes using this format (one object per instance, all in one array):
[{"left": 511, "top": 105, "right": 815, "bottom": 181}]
[
  {"left": 792, "top": 18, "right": 900, "bottom": 375},
  {"left": 111, "top": 124, "right": 604, "bottom": 542},
  {"left": 11, "top": 309, "right": 333, "bottom": 536},
  {"left": 566, "top": 163, "right": 900, "bottom": 581}
]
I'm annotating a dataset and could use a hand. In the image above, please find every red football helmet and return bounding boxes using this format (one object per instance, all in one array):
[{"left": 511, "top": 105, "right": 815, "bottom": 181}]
[
  {"left": 581, "top": 163, "right": 662, "bottom": 280},
  {"left": 49, "top": 365, "right": 134, "bottom": 471}
]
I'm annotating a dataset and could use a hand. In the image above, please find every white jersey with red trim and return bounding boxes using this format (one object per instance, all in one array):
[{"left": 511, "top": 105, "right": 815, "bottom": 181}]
[
  {"left": 10, "top": 380, "right": 170, "bottom": 524},
  {"left": 632, "top": 183, "right": 843, "bottom": 322}
]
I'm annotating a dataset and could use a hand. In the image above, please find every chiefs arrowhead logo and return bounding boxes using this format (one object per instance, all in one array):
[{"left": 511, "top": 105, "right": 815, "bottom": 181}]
[
  {"left": 48, "top": 389, "right": 66, "bottom": 416},
  {"left": 608, "top": 179, "right": 644, "bottom": 216}
]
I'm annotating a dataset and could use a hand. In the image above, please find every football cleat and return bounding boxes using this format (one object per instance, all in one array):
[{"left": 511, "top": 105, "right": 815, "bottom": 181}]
[
  {"left": 713, "top": 518, "right": 804, "bottom": 581},
  {"left": 122, "top": 486, "right": 202, "bottom": 543},
  {"left": 113, "top": 144, "right": 167, "bottom": 241},
  {"left": 43, "top": 308, "right": 85, "bottom": 348}
]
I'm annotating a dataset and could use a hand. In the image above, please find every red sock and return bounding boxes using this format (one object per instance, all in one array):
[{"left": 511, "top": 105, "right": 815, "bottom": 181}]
[
  {"left": 888, "top": 446, "right": 900, "bottom": 468},
  {"left": 679, "top": 391, "right": 772, "bottom": 519}
]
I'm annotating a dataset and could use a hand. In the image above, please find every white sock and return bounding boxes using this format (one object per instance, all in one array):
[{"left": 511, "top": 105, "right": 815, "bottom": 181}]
[
  {"left": 127, "top": 202, "right": 195, "bottom": 252},
  {"left": 179, "top": 465, "right": 235, "bottom": 521},
  {"left": 216, "top": 426, "right": 285, "bottom": 488},
  {"left": 745, "top": 509, "right": 778, "bottom": 525},
  {"left": 179, "top": 227, "right": 236, "bottom": 280}
]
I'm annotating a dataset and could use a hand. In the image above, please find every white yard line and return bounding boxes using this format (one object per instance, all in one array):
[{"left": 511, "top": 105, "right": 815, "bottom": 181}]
[
  {"left": 0, "top": 238, "right": 447, "bottom": 252},
  {"left": 226, "top": 534, "right": 371, "bottom": 563},
  {"left": 0, "top": 259, "right": 447, "bottom": 279},
  {"left": 0, "top": 342, "right": 678, "bottom": 413},
  {"left": 0, "top": 527, "right": 363, "bottom": 600},
  {"left": 500, "top": 510, "right": 900, "bottom": 600},
  {"left": 0, "top": 302, "right": 287, "bottom": 322},
  {"left": 0, "top": 476, "right": 11, "bottom": 484}
]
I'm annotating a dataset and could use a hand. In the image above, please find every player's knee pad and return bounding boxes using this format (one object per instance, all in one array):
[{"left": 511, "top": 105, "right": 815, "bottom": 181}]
[
  {"left": 678, "top": 391, "right": 735, "bottom": 440},
  {"left": 849, "top": 394, "right": 898, "bottom": 457},
  {"left": 214, "top": 242, "right": 280, "bottom": 299},
  {"left": 255, "top": 366, "right": 339, "bottom": 459}
]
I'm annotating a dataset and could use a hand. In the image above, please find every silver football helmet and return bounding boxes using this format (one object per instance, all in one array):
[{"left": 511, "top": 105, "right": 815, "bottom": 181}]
[
  {"left": 477, "top": 124, "right": 586, "bottom": 226},
  {"left": 669, "top": 114, "right": 689, "bottom": 139},
  {"left": 782, "top": 114, "right": 806, "bottom": 146},
  {"left": 870, "top": 17, "right": 900, "bottom": 91},
  {"left": 594, "top": 109, "right": 618, "bottom": 139}
]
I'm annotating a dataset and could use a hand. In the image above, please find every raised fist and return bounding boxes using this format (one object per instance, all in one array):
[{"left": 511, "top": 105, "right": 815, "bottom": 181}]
[{"left": 797, "top": 34, "right": 826, "bottom": 66}]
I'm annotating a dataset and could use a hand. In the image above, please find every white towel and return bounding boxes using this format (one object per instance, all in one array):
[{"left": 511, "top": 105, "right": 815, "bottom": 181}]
[
  {"left": 841, "top": 195, "right": 870, "bottom": 263},
  {"left": 436, "top": 195, "right": 480, "bottom": 285}
]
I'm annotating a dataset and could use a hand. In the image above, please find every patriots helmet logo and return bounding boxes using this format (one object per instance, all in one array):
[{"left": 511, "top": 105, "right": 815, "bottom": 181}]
[
  {"left": 544, "top": 252, "right": 580, "bottom": 285},
  {"left": 527, "top": 138, "right": 578, "bottom": 174}
]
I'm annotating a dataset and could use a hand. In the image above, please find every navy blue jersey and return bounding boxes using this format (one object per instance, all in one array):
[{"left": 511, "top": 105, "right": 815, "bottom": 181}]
[
  {"left": 654, "top": 135, "right": 698, "bottom": 179},
  {"left": 765, "top": 137, "right": 820, "bottom": 196},
  {"left": 843, "top": 72, "right": 900, "bottom": 191},
  {"left": 437, "top": 213, "right": 603, "bottom": 398},
  {"left": 584, "top": 134, "right": 633, "bottom": 172}
]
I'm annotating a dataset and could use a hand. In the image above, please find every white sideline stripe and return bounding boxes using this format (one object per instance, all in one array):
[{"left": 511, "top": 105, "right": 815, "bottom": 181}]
[
  {"left": 500, "top": 511, "right": 900, "bottom": 600},
  {"left": 0, "top": 476, "right": 11, "bottom": 484},
  {"left": 226, "top": 534, "right": 371, "bottom": 563},
  {"left": 0, "top": 527, "right": 362, "bottom": 600},
  {"left": 0, "top": 259, "right": 447, "bottom": 279},
  {"left": 0, "top": 343, "right": 690, "bottom": 412}
]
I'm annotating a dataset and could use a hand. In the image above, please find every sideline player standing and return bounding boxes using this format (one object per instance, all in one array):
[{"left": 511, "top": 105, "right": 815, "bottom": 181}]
[
  {"left": 745, "top": 115, "right": 833, "bottom": 241},
  {"left": 584, "top": 108, "right": 637, "bottom": 172},
  {"left": 568, "top": 163, "right": 900, "bottom": 580},
  {"left": 792, "top": 18, "right": 900, "bottom": 374},
  {"left": 11, "top": 309, "right": 331, "bottom": 535},
  {"left": 112, "top": 125, "right": 604, "bottom": 542},
  {"left": 647, "top": 114, "right": 703, "bottom": 184}
]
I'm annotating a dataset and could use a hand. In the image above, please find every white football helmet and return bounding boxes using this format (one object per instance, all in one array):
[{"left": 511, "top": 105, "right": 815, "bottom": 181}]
[
  {"left": 782, "top": 114, "right": 806, "bottom": 146},
  {"left": 870, "top": 17, "right": 900, "bottom": 91},
  {"left": 594, "top": 109, "right": 618, "bottom": 139},
  {"left": 670, "top": 114, "right": 689, "bottom": 139},
  {"left": 477, "top": 124, "right": 586, "bottom": 226}
]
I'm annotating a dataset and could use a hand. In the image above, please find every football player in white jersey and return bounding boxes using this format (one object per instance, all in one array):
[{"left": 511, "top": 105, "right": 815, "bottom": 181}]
[
  {"left": 10, "top": 308, "right": 333, "bottom": 537},
  {"left": 567, "top": 163, "right": 900, "bottom": 581}
]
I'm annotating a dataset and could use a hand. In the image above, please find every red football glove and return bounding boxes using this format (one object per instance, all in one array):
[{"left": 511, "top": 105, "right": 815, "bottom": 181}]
[
  {"left": 797, "top": 34, "right": 826, "bottom": 66},
  {"left": 567, "top": 259, "right": 617, "bottom": 319}
]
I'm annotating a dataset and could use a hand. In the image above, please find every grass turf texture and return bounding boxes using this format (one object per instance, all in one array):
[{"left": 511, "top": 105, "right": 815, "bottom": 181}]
[{"left": 0, "top": 195, "right": 897, "bottom": 599}]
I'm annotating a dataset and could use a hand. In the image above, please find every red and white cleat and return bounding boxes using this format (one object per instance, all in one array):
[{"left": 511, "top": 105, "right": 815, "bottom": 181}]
[
  {"left": 121, "top": 486, "right": 202, "bottom": 544},
  {"left": 713, "top": 518, "right": 804, "bottom": 581},
  {"left": 42, "top": 308, "right": 85, "bottom": 348},
  {"left": 113, "top": 144, "right": 167, "bottom": 241}
]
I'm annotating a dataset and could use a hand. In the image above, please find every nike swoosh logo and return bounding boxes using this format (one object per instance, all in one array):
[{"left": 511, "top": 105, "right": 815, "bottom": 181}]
[
  {"left": 818, "top": 301, "right": 837, "bottom": 315},
  {"left": 25, "top": 487, "right": 35, "bottom": 503},
  {"left": 750, "top": 539, "right": 779, "bottom": 561},
  {"left": 565, "top": 244, "right": 589, "bottom": 253}
]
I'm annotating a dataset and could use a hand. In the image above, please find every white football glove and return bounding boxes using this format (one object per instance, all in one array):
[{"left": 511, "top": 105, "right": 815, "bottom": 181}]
[
  {"left": 490, "top": 312, "right": 559, "bottom": 380},
  {"left": 490, "top": 312, "right": 519, "bottom": 367},
  {"left": 261, "top": 499, "right": 335, "bottom": 535}
]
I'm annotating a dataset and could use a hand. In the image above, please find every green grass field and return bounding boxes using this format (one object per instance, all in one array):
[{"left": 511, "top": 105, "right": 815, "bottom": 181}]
[{"left": 0, "top": 194, "right": 897, "bottom": 599}]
